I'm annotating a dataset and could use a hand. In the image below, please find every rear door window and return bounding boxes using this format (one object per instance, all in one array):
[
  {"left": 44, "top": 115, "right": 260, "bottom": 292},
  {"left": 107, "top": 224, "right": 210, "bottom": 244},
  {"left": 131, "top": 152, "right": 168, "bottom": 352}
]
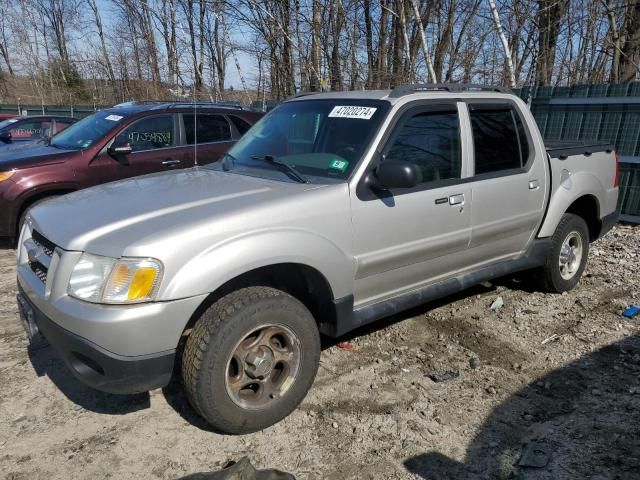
[
  {"left": 116, "top": 115, "right": 174, "bottom": 152},
  {"left": 468, "top": 104, "right": 528, "bottom": 175},
  {"left": 183, "top": 114, "right": 231, "bottom": 144}
]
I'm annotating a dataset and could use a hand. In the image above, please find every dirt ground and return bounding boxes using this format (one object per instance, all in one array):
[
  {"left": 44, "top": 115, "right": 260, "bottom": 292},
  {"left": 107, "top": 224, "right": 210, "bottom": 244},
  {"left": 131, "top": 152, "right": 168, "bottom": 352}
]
[{"left": 1, "top": 225, "right": 639, "bottom": 480}]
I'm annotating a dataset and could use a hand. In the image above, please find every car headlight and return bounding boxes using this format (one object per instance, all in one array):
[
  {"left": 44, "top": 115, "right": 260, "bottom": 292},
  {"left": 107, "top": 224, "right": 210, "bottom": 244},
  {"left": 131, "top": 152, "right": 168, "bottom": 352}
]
[
  {"left": 68, "top": 253, "right": 163, "bottom": 304},
  {"left": 0, "top": 170, "right": 15, "bottom": 182}
]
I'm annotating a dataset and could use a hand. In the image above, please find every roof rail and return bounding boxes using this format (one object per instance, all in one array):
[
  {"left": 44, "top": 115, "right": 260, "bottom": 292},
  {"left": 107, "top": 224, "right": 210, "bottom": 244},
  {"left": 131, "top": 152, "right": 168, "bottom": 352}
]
[
  {"left": 389, "top": 83, "right": 511, "bottom": 98},
  {"left": 163, "top": 101, "right": 247, "bottom": 111},
  {"left": 114, "top": 100, "right": 249, "bottom": 110}
]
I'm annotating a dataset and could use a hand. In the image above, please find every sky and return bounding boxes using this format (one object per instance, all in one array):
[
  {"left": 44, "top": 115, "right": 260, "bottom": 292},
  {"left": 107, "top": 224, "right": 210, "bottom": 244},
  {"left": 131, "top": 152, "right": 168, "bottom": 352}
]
[{"left": 93, "top": 0, "right": 254, "bottom": 91}]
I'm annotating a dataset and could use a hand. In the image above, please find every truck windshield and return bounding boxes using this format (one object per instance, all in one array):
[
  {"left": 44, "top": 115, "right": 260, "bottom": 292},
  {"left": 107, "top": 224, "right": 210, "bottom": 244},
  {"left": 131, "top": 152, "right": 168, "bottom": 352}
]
[
  {"left": 218, "top": 99, "right": 389, "bottom": 180},
  {"left": 49, "top": 111, "right": 127, "bottom": 150}
]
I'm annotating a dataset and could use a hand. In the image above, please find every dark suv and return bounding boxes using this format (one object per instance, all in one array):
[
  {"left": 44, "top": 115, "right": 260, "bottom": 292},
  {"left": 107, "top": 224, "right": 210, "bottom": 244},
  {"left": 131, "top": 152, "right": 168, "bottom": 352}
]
[
  {"left": 0, "top": 115, "right": 77, "bottom": 147},
  {"left": 0, "top": 102, "right": 261, "bottom": 237}
]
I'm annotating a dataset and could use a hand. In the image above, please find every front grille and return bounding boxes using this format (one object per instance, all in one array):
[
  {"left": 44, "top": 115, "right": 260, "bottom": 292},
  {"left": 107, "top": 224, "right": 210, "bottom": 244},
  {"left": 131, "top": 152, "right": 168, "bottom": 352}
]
[
  {"left": 27, "top": 230, "right": 57, "bottom": 284},
  {"left": 32, "top": 263, "right": 47, "bottom": 282},
  {"left": 31, "top": 230, "right": 56, "bottom": 257}
]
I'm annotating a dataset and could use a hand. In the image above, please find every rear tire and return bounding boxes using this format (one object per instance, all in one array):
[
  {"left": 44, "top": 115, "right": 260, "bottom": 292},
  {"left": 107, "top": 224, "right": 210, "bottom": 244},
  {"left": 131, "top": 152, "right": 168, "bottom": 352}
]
[
  {"left": 182, "top": 287, "right": 320, "bottom": 434},
  {"left": 540, "top": 213, "right": 590, "bottom": 293}
]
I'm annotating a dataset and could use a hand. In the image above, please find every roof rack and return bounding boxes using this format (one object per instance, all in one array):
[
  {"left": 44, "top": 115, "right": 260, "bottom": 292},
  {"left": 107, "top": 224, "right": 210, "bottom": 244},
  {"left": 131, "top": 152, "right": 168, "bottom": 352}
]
[
  {"left": 389, "top": 83, "right": 511, "bottom": 98},
  {"left": 163, "top": 101, "right": 247, "bottom": 111},
  {"left": 113, "top": 100, "right": 249, "bottom": 110}
]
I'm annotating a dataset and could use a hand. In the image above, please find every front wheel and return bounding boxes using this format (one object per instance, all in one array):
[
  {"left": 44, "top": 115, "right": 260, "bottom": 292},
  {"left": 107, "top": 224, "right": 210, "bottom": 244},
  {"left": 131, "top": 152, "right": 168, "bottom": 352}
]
[
  {"left": 182, "top": 287, "right": 320, "bottom": 434},
  {"left": 540, "top": 213, "right": 590, "bottom": 293}
]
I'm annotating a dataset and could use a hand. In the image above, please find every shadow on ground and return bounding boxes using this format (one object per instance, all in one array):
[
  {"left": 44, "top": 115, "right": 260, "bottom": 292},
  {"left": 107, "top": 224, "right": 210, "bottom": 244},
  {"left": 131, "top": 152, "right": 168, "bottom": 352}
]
[
  {"left": 404, "top": 334, "right": 640, "bottom": 479},
  {"left": 28, "top": 344, "right": 150, "bottom": 414}
]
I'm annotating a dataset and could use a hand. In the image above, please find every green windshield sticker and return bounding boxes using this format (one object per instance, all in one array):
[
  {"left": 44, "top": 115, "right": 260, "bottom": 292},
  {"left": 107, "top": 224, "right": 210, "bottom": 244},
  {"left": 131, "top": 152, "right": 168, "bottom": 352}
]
[{"left": 329, "top": 159, "right": 349, "bottom": 172}]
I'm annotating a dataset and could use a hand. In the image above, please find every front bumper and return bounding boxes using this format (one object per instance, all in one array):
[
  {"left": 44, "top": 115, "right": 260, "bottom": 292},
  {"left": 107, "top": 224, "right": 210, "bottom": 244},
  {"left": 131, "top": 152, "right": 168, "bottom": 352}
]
[
  {"left": 18, "top": 286, "right": 175, "bottom": 394},
  {"left": 15, "top": 225, "right": 209, "bottom": 394}
]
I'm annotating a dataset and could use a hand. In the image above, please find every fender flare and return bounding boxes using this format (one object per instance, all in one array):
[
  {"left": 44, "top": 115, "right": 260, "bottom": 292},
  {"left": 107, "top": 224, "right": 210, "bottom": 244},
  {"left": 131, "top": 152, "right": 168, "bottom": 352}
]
[{"left": 537, "top": 171, "right": 603, "bottom": 238}]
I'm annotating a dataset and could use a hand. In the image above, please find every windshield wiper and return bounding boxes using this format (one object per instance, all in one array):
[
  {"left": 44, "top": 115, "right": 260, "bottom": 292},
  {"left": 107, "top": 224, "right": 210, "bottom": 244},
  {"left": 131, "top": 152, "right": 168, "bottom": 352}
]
[{"left": 250, "top": 154, "right": 308, "bottom": 183}]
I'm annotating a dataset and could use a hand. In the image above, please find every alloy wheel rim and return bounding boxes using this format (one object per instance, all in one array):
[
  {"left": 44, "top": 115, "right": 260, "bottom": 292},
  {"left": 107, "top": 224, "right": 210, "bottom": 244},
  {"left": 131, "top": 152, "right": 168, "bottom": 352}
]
[
  {"left": 225, "top": 324, "right": 301, "bottom": 410},
  {"left": 558, "top": 231, "right": 583, "bottom": 280}
]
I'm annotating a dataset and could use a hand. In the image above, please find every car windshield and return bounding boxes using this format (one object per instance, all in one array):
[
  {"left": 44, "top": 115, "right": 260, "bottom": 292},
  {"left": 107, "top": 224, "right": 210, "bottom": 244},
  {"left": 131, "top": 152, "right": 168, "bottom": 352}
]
[
  {"left": 215, "top": 99, "right": 389, "bottom": 181},
  {"left": 49, "top": 111, "right": 128, "bottom": 150},
  {"left": 0, "top": 118, "right": 18, "bottom": 130}
]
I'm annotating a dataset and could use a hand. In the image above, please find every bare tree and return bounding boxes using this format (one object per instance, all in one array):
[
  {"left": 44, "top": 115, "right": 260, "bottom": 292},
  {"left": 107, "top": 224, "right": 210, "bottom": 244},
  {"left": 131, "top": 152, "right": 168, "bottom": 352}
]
[{"left": 488, "top": 0, "right": 516, "bottom": 87}]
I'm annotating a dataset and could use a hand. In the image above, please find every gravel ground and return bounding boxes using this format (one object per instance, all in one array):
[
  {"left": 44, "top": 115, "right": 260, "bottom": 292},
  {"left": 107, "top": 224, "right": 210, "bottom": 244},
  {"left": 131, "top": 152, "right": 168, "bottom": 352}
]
[{"left": 1, "top": 225, "right": 639, "bottom": 480}]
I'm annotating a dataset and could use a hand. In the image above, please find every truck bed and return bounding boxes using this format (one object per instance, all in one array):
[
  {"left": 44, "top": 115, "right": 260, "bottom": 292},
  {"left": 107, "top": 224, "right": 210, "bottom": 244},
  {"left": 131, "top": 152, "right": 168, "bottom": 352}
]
[{"left": 545, "top": 140, "right": 613, "bottom": 159}]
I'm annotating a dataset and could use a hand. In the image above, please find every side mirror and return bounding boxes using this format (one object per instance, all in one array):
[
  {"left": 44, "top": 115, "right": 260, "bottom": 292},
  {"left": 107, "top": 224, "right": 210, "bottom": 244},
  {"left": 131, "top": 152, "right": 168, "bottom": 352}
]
[
  {"left": 108, "top": 139, "right": 132, "bottom": 156},
  {"left": 0, "top": 131, "right": 12, "bottom": 144},
  {"left": 371, "top": 160, "right": 422, "bottom": 190}
]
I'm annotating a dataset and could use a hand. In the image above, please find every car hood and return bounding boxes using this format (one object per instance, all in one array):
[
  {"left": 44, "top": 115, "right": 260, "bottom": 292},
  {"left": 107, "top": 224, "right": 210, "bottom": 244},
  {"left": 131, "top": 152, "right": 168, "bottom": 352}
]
[
  {"left": 0, "top": 143, "right": 76, "bottom": 169},
  {"left": 29, "top": 167, "right": 329, "bottom": 256}
]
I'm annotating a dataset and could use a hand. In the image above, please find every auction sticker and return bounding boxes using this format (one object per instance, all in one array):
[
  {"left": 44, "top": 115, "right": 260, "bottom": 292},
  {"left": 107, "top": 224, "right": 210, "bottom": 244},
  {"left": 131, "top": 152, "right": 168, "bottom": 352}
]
[
  {"left": 328, "top": 106, "right": 377, "bottom": 120},
  {"left": 105, "top": 114, "right": 123, "bottom": 122}
]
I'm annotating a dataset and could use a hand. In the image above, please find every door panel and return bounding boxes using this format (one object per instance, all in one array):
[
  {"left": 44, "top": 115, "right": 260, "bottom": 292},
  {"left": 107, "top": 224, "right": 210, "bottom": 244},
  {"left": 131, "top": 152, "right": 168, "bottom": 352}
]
[
  {"left": 86, "top": 114, "right": 192, "bottom": 186},
  {"left": 351, "top": 103, "right": 472, "bottom": 307},
  {"left": 191, "top": 141, "right": 235, "bottom": 165},
  {"left": 351, "top": 186, "right": 471, "bottom": 306},
  {"left": 466, "top": 103, "right": 547, "bottom": 262}
]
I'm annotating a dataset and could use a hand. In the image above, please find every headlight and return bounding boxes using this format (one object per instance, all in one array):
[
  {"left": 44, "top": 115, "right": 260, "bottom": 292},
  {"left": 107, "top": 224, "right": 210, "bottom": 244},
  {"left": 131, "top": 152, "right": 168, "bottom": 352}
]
[
  {"left": 68, "top": 253, "right": 163, "bottom": 304},
  {"left": 0, "top": 170, "right": 15, "bottom": 182}
]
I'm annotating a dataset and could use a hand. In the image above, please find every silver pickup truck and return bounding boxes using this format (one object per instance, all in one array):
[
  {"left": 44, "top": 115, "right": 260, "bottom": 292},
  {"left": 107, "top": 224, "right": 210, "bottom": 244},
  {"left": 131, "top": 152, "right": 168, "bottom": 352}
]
[{"left": 16, "top": 85, "right": 619, "bottom": 434}]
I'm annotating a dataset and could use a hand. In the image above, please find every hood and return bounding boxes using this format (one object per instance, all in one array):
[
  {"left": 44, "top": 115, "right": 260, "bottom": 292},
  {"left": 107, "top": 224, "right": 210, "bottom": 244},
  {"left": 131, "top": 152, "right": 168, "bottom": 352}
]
[
  {"left": 0, "top": 143, "right": 76, "bottom": 169},
  {"left": 29, "top": 167, "right": 325, "bottom": 256}
]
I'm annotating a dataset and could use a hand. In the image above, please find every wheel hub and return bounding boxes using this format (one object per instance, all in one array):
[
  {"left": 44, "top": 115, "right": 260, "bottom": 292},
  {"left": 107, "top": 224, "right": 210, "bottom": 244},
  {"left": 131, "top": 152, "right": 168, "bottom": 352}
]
[
  {"left": 558, "top": 231, "right": 583, "bottom": 280},
  {"left": 245, "top": 346, "right": 275, "bottom": 379},
  {"left": 225, "top": 324, "right": 301, "bottom": 410}
]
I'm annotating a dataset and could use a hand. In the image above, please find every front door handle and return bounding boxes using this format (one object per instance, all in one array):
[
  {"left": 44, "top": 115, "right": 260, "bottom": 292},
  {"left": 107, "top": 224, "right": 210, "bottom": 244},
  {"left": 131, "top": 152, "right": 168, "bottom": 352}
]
[
  {"left": 528, "top": 179, "right": 540, "bottom": 190},
  {"left": 449, "top": 193, "right": 465, "bottom": 206},
  {"left": 162, "top": 159, "right": 181, "bottom": 166}
]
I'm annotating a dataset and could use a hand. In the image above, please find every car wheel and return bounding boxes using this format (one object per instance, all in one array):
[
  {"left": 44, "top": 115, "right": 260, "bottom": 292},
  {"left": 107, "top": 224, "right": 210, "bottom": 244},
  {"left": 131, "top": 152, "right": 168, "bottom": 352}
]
[
  {"left": 541, "top": 213, "right": 590, "bottom": 293},
  {"left": 182, "top": 286, "right": 320, "bottom": 434}
]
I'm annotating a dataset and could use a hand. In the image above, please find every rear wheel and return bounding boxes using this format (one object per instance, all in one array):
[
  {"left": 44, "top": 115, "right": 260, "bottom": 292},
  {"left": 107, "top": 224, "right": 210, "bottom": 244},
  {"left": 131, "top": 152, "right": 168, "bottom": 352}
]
[
  {"left": 540, "top": 213, "right": 590, "bottom": 293},
  {"left": 182, "top": 286, "right": 320, "bottom": 434}
]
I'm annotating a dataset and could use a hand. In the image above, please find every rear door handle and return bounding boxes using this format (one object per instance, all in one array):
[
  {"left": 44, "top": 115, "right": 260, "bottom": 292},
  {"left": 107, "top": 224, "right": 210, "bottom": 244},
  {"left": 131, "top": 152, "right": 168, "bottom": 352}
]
[
  {"left": 162, "top": 159, "right": 181, "bottom": 166},
  {"left": 528, "top": 179, "right": 540, "bottom": 190},
  {"left": 449, "top": 194, "right": 465, "bottom": 206}
]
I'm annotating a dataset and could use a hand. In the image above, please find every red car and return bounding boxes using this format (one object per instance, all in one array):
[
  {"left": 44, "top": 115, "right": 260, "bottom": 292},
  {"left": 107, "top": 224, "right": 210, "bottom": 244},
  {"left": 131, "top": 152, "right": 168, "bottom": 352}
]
[
  {"left": 0, "top": 102, "right": 262, "bottom": 237},
  {"left": 0, "top": 115, "right": 77, "bottom": 147}
]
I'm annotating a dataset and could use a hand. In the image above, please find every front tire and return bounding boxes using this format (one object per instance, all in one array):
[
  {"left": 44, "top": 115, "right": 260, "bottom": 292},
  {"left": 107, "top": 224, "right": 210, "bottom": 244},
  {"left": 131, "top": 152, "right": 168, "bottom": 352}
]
[
  {"left": 182, "top": 287, "right": 320, "bottom": 434},
  {"left": 540, "top": 213, "right": 590, "bottom": 293}
]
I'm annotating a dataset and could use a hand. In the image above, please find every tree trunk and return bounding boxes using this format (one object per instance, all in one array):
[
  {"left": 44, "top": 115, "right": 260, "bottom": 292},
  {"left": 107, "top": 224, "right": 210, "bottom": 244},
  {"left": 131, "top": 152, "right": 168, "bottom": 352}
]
[
  {"left": 488, "top": 0, "right": 516, "bottom": 87},
  {"left": 621, "top": 0, "right": 640, "bottom": 81},
  {"left": 87, "top": 0, "right": 115, "bottom": 82},
  {"left": 363, "top": 0, "right": 374, "bottom": 87},
  {"left": 535, "top": 0, "right": 569, "bottom": 85},
  {"left": 410, "top": 0, "right": 438, "bottom": 83},
  {"left": 310, "top": 0, "right": 322, "bottom": 90}
]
